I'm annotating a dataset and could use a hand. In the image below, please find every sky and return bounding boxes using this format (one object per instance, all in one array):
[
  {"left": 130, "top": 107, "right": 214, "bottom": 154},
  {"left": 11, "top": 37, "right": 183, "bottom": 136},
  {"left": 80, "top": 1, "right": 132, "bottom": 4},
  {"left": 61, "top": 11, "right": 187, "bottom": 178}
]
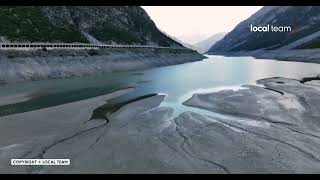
[{"left": 142, "top": 6, "right": 263, "bottom": 44}]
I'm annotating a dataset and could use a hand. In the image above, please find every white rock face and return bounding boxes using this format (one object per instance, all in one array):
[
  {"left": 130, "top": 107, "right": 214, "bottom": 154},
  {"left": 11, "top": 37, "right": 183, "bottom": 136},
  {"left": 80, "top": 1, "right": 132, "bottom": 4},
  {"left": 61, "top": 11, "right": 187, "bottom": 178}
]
[{"left": 81, "top": 31, "right": 103, "bottom": 44}]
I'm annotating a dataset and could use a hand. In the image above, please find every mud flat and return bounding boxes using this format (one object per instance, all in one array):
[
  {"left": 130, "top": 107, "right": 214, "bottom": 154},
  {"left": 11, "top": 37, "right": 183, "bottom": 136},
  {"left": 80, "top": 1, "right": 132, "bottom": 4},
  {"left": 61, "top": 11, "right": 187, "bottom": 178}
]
[
  {"left": 183, "top": 76, "right": 320, "bottom": 173},
  {"left": 0, "top": 87, "right": 134, "bottom": 173},
  {"left": 1, "top": 77, "right": 320, "bottom": 173},
  {"left": 0, "top": 92, "right": 32, "bottom": 106}
]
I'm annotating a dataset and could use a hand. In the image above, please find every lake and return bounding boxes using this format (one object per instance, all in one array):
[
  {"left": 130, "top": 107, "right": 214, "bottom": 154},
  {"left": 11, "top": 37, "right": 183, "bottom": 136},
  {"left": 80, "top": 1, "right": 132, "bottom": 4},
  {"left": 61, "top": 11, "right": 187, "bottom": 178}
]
[{"left": 0, "top": 55, "right": 319, "bottom": 117}]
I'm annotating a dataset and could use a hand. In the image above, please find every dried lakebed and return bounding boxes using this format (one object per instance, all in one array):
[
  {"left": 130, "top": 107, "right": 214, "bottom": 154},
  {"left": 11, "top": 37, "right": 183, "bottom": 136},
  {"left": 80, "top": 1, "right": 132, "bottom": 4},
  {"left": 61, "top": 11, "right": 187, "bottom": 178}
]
[{"left": 1, "top": 76, "right": 320, "bottom": 173}]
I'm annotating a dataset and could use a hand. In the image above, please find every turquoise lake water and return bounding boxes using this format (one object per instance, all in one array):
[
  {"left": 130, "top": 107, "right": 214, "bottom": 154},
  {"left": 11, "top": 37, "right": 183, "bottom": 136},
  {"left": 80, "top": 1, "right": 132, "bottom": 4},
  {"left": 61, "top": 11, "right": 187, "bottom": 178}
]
[{"left": 0, "top": 55, "right": 319, "bottom": 117}]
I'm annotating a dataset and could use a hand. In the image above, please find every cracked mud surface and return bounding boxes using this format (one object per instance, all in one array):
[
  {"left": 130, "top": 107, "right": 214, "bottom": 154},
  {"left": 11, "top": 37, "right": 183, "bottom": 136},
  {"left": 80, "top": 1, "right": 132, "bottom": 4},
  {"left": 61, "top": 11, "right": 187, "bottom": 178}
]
[
  {"left": 183, "top": 77, "right": 320, "bottom": 173},
  {"left": 1, "top": 77, "right": 320, "bottom": 173}
]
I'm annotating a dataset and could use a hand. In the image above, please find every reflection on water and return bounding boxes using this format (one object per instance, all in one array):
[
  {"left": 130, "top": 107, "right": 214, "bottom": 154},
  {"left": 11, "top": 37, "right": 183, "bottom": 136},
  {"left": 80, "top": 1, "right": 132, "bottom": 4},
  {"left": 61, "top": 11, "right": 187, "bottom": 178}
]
[{"left": 0, "top": 55, "right": 319, "bottom": 116}]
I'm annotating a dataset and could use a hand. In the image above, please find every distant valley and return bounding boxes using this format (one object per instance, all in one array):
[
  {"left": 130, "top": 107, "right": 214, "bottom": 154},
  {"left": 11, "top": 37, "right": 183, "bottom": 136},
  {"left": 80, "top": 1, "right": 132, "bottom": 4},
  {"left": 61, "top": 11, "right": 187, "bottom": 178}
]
[
  {"left": 193, "top": 32, "right": 227, "bottom": 53},
  {"left": 166, "top": 32, "right": 227, "bottom": 53}
]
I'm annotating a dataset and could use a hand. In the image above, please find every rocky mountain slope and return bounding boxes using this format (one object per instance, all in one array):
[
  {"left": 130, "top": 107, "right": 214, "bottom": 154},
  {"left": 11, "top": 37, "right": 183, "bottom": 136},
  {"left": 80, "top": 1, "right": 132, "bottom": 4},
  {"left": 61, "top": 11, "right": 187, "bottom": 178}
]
[
  {"left": 208, "top": 6, "right": 320, "bottom": 53},
  {"left": 0, "top": 6, "right": 182, "bottom": 47}
]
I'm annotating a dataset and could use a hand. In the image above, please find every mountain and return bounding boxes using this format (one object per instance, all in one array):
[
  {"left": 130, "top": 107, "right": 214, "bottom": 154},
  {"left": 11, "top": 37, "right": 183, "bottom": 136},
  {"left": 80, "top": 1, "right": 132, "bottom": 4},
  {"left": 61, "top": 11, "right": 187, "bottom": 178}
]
[
  {"left": 176, "top": 34, "right": 211, "bottom": 45},
  {"left": 193, "top": 32, "right": 227, "bottom": 53},
  {"left": 160, "top": 31, "right": 196, "bottom": 50},
  {"left": 208, "top": 6, "right": 320, "bottom": 54},
  {"left": 0, "top": 6, "right": 182, "bottom": 47},
  {"left": 168, "top": 36, "right": 196, "bottom": 50}
]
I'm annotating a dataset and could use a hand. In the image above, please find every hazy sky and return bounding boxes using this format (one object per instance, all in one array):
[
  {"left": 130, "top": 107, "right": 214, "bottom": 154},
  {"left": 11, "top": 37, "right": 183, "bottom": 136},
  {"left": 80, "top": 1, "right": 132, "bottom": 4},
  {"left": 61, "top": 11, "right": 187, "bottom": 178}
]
[{"left": 142, "top": 6, "right": 263, "bottom": 44}]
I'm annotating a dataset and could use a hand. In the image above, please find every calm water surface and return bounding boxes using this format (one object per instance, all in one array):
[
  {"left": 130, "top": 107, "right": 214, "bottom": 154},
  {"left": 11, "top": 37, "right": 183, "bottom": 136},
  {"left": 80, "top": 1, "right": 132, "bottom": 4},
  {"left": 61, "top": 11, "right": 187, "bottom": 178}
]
[{"left": 0, "top": 55, "right": 319, "bottom": 116}]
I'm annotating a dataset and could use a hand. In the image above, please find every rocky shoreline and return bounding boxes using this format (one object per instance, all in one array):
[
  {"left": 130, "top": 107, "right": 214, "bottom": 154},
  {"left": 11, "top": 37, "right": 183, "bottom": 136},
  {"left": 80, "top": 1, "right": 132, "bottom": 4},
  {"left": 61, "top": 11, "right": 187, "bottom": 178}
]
[{"left": 0, "top": 48, "right": 205, "bottom": 84}]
